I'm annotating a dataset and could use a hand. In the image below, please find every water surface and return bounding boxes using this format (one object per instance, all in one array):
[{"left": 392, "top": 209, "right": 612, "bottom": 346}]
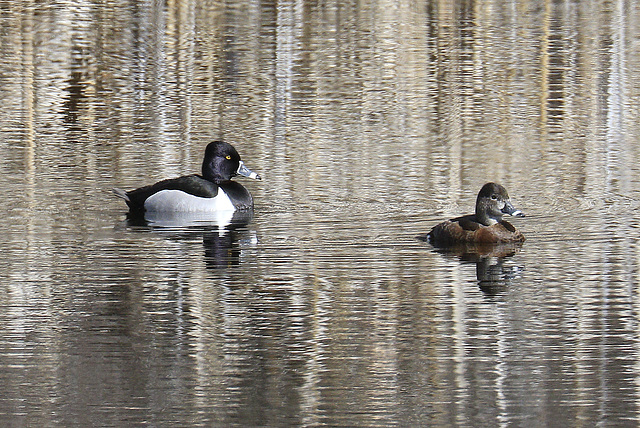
[{"left": 2, "top": 0, "right": 640, "bottom": 426}]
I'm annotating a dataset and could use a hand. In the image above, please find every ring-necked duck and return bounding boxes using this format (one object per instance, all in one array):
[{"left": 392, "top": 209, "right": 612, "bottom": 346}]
[
  {"left": 113, "top": 141, "right": 261, "bottom": 214},
  {"left": 425, "top": 182, "right": 525, "bottom": 245}
]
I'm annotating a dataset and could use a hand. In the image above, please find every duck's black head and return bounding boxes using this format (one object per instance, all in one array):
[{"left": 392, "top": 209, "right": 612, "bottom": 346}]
[{"left": 202, "top": 141, "right": 260, "bottom": 183}]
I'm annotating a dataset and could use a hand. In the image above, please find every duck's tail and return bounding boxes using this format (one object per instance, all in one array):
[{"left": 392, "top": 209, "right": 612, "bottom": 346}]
[{"left": 112, "top": 188, "right": 130, "bottom": 202}]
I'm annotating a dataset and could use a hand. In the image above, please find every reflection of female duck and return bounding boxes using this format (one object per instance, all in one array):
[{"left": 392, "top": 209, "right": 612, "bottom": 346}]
[
  {"left": 426, "top": 183, "right": 526, "bottom": 245},
  {"left": 429, "top": 242, "right": 525, "bottom": 295},
  {"left": 113, "top": 141, "right": 261, "bottom": 215},
  {"left": 476, "top": 255, "right": 523, "bottom": 295}
]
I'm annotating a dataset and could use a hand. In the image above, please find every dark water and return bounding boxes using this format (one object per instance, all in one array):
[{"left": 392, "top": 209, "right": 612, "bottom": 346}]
[{"left": 2, "top": 0, "right": 640, "bottom": 426}]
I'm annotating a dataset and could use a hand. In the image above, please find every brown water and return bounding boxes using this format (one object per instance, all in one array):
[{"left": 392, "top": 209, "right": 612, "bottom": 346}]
[{"left": 2, "top": 0, "right": 640, "bottom": 426}]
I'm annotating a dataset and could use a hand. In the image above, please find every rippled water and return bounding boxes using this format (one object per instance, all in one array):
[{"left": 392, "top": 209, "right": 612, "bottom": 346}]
[{"left": 2, "top": 0, "right": 640, "bottom": 426}]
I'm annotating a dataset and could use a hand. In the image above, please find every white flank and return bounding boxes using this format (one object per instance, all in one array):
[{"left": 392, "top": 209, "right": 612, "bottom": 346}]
[{"left": 144, "top": 189, "right": 235, "bottom": 212}]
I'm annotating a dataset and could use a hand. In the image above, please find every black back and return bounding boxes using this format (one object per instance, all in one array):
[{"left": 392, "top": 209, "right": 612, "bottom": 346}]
[{"left": 124, "top": 175, "right": 219, "bottom": 214}]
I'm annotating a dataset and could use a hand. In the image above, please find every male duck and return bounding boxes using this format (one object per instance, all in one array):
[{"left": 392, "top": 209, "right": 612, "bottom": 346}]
[
  {"left": 426, "top": 182, "right": 525, "bottom": 245},
  {"left": 113, "top": 141, "right": 261, "bottom": 214}
]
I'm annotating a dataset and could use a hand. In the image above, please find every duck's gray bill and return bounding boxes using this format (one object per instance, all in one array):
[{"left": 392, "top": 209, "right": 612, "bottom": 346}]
[
  {"left": 502, "top": 201, "right": 525, "bottom": 217},
  {"left": 237, "top": 161, "right": 261, "bottom": 180}
]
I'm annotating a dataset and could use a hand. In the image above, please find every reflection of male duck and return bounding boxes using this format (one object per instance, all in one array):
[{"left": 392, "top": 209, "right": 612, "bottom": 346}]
[
  {"left": 425, "top": 183, "right": 525, "bottom": 245},
  {"left": 202, "top": 225, "right": 256, "bottom": 269},
  {"left": 141, "top": 209, "right": 253, "bottom": 229},
  {"left": 113, "top": 141, "right": 261, "bottom": 219},
  {"left": 118, "top": 209, "right": 256, "bottom": 269}
]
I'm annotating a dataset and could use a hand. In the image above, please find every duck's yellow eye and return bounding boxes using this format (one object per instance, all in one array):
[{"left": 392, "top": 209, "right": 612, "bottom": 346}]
[{"left": 225, "top": 155, "right": 231, "bottom": 160}]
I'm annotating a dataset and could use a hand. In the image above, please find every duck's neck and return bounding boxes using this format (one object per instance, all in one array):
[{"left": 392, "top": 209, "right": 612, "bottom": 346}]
[
  {"left": 478, "top": 214, "right": 499, "bottom": 226},
  {"left": 476, "top": 202, "right": 501, "bottom": 226}
]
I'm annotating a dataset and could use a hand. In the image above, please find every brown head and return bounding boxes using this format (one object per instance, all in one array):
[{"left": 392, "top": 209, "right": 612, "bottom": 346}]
[{"left": 475, "top": 183, "right": 525, "bottom": 226}]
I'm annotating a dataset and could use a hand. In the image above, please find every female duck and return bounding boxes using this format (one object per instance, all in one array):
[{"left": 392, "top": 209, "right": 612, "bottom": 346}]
[
  {"left": 427, "top": 182, "right": 525, "bottom": 245},
  {"left": 113, "top": 141, "right": 261, "bottom": 214}
]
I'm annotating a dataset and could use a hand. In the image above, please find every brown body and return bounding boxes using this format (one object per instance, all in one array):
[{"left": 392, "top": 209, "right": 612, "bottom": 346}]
[{"left": 427, "top": 214, "right": 525, "bottom": 245}]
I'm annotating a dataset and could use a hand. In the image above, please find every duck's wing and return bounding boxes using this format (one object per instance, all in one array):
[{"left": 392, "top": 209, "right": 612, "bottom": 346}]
[
  {"left": 426, "top": 214, "right": 480, "bottom": 245},
  {"left": 123, "top": 175, "right": 219, "bottom": 212},
  {"left": 456, "top": 215, "right": 482, "bottom": 231}
]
